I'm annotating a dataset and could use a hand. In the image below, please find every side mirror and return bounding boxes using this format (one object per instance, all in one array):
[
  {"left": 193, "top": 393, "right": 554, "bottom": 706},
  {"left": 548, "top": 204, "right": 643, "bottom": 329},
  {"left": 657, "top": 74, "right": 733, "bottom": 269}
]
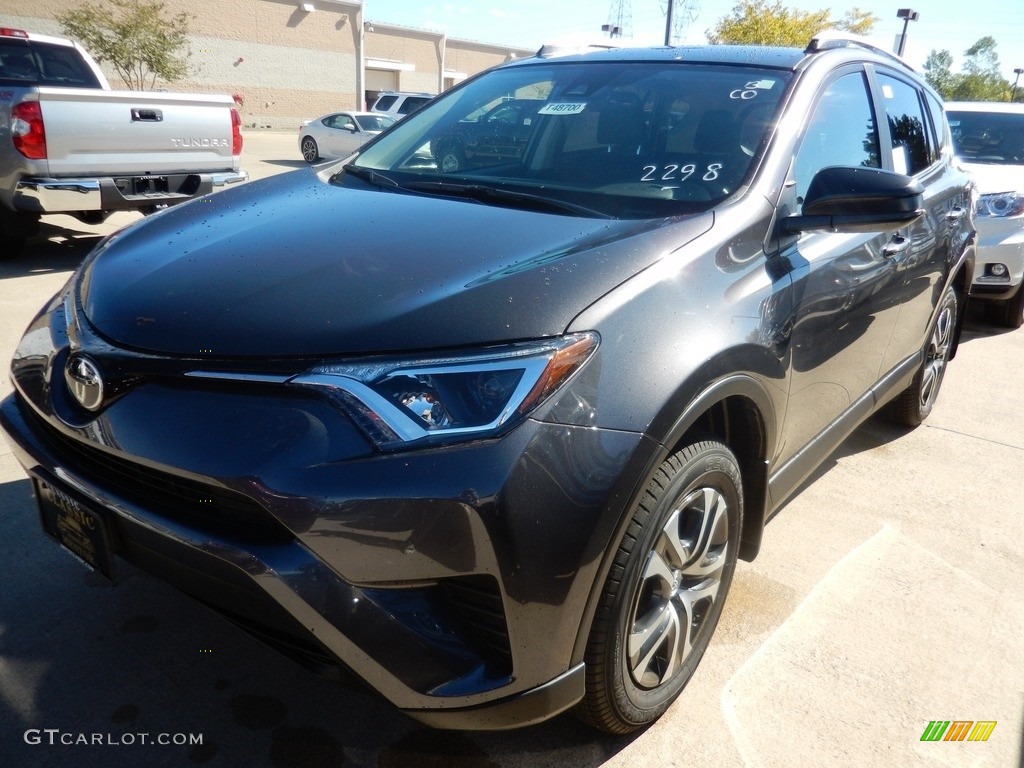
[{"left": 783, "top": 166, "right": 924, "bottom": 234}]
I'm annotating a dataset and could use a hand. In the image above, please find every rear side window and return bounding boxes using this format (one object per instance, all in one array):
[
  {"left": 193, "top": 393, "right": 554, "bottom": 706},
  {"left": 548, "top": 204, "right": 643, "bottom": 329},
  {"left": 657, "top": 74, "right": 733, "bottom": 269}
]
[
  {"left": 924, "top": 92, "right": 948, "bottom": 153},
  {"left": 0, "top": 39, "right": 101, "bottom": 88},
  {"left": 374, "top": 95, "right": 397, "bottom": 111},
  {"left": 398, "top": 96, "right": 431, "bottom": 115},
  {"left": 878, "top": 73, "right": 935, "bottom": 175}
]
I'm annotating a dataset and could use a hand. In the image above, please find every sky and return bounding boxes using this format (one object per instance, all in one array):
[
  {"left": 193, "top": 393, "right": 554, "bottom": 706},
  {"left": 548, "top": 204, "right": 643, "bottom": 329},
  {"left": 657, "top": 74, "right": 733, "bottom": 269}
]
[{"left": 363, "top": 0, "right": 1024, "bottom": 80}]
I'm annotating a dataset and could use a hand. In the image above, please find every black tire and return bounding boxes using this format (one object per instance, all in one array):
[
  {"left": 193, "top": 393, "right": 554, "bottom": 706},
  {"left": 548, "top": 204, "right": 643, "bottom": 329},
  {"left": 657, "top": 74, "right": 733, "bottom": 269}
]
[
  {"left": 576, "top": 439, "right": 743, "bottom": 734},
  {"left": 301, "top": 136, "right": 320, "bottom": 164},
  {"left": 437, "top": 143, "right": 465, "bottom": 173},
  {"left": 997, "top": 284, "right": 1024, "bottom": 329},
  {"left": 1, "top": 208, "right": 38, "bottom": 259},
  {"left": 886, "top": 285, "right": 958, "bottom": 427},
  {"left": 0, "top": 236, "right": 26, "bottom": 260}
]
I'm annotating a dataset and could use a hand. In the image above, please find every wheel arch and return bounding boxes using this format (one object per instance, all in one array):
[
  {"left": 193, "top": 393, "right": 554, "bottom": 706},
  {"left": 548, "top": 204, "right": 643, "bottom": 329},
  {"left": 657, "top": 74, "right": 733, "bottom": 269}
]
[
  {"left": 948, "top": 242, "right": 975, "bottom": 361},
  {"left": 570, "top": 373, "right": 776, "bottom": 666}
]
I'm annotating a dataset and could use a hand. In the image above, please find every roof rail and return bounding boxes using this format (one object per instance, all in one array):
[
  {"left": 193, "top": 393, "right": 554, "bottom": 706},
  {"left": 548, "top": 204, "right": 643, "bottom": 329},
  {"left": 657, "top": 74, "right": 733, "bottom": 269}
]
[{"left": 806, "top": 29, "right": 918, "bottom": 72}]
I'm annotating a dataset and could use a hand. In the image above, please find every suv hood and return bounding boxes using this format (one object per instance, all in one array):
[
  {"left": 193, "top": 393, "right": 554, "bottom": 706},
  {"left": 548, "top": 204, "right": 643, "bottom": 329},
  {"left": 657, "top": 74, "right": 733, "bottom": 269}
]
[
  {"left": 958, "top": 161, "right": 1024, "bottom": 194},
  {"left": 80, "top": 169, "right": 712, "bottom": 357}
]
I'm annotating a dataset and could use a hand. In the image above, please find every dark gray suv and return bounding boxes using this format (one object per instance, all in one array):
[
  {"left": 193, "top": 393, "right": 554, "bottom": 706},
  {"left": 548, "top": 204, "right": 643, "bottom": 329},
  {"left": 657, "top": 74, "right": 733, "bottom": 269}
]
[{"left": 1, "top": 34, "right": 974, "bottom": 733}]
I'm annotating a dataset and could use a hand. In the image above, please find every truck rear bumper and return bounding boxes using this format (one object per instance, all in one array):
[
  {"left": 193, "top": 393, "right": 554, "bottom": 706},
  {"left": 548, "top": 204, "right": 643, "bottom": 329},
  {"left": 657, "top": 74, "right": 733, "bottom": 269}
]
[{"left": 13, "top": 170, "right": 249, "bottom": 213}]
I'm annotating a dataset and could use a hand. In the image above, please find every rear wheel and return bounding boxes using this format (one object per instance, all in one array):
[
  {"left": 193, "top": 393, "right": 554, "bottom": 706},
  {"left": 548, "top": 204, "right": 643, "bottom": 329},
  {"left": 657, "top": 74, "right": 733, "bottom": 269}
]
[
  {"left": 886, "top": 285, "right": 958, "bottom": 426},
  {"left": 576, "top": 439, "right": 742, "bottom": 733},
  {"left": 301, "top": 136, "right": 320, "bottom": 164}
]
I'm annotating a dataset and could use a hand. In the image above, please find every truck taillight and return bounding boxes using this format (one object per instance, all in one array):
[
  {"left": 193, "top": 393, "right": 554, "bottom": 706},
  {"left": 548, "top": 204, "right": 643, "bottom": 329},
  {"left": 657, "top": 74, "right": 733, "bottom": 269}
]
[
  {"left": 231, "top": 108, "right": 243, "bottom": 156},
  {"left": 11, "top": 101, "right": 46, "bottom": 160}
]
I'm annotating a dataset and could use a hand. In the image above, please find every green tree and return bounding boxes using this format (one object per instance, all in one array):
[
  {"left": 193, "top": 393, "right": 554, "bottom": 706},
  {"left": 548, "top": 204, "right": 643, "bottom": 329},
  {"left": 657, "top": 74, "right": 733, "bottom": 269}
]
[
  {"left": 923, "top": 49, "right": 955, "bottom": 97},
  {"left": 58, "top": 0, "right": 194, "bottom": 90},
  {"left": 707, "top": 0, "right": 878, "bottom": 47},
  {"left": 924, "top": 37, "right": 1011, "bottom": 102}
]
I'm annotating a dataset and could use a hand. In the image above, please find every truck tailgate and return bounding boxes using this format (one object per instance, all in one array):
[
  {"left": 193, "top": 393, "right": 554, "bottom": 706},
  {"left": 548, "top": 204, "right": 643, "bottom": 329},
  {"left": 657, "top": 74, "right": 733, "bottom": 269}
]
[{"left": 36, "top": 87, "right": 239, "bottom": 175}]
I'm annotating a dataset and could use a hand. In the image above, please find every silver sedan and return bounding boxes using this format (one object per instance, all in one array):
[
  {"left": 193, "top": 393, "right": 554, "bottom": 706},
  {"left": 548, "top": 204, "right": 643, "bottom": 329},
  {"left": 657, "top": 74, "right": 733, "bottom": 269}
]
[{"left": 299, "top": 111, "right": 396, "bottom": 163}]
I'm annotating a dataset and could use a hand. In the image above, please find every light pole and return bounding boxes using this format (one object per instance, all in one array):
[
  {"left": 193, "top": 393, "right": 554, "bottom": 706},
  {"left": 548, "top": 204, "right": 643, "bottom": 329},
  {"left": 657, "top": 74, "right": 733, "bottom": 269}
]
[
  {"left": 1012, "top": 68, "right": 1024, "bottom": 102},
  {"left": 896, "top": 8, "right": 919, "bottom": 58}
]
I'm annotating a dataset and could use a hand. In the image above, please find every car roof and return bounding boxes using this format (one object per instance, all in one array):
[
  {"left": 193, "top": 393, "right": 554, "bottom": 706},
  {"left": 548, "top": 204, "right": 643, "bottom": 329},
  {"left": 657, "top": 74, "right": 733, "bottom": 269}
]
[
  {"left": 518, "top": 33, "right": 920, "bottom": 76},
  {"left": 517, "top": 44, "right": 809, "bottom": 71}
]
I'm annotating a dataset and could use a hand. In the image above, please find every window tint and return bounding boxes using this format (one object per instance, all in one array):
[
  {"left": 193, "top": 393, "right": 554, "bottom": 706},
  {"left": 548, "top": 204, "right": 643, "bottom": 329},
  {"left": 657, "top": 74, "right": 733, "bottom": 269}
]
[
  {"left": 374, "top": 95, "right": 397, "bottom": 111},
  {"left": 0, "top": 40, "right": 101, "bottom": 87},
  {"left": 878, "top": 73, "right": 934, "bottom": 175},
  {"left": 398, "top": 96, "right": 431, "bottom": 115},
  {"left": 947, "top": 109, "right": 1024, "bottom": 165},
  {"left": 793, "top": 72, "right": 880, "bottom": 208}
]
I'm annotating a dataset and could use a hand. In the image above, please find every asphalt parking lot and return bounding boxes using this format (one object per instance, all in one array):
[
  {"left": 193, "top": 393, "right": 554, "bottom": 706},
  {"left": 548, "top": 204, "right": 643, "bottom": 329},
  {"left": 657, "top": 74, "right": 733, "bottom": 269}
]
[{"left": 1, "top": 132, "right": 1022, "bottom": 768}]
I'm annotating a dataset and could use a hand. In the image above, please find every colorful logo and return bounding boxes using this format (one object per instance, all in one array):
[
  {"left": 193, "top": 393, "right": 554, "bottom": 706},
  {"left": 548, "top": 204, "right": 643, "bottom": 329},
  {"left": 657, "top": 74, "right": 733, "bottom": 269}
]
[{"left": 920, "top": 721, "right": 996, "bottom": 742}]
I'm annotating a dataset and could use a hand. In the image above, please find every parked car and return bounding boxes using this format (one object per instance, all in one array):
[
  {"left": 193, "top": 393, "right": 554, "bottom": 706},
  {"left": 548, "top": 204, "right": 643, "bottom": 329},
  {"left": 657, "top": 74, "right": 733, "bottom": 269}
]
[
  {"left": 431, "top": 98, "right": 545, "bottom": 172},
  {"left": 946, "top": 101, "right": 1024, "bottom": 328},
  {"left": 1, "top": 33, "right": 974, "bottom": 734},
  {"left": 0, "top": 27, "right": 246, "bottom": 257},
  {"left": 299, "top": 111, "right": 395, "bottom": 163},
  {"left": 370, "top": 90, "right": 434, "bottom": 120}
]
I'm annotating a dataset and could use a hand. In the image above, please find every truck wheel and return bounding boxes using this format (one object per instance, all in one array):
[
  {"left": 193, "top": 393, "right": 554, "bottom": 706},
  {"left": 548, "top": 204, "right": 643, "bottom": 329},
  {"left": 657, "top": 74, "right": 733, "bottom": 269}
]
[
  {"left": 886, "top": 285, "right": 958, "bottom": 426},
  {"left": 576, "top": 439, "right": 742, "bottom": 733},
  {"left": 0, "top": 209, "right": 39, "bottom": 259}
]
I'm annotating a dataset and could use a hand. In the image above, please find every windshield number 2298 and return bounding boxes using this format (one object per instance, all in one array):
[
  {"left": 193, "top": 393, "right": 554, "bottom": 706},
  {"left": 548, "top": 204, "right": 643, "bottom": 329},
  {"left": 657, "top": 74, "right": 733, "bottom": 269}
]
[{"left": 641, "top": 163, "right": 724, "bottom": 183}]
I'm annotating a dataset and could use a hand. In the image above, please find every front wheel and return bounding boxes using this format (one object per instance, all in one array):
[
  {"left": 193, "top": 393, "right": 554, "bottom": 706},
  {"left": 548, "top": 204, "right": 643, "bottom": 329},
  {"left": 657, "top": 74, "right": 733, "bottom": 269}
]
[
  {"left": 436, "top": 143, "right": 465, "bottom": 173},
  {"left": 301, "top": 136, "right": 320, "bottom": 164},
  {"left": 886, "top": 285, "right": 958, "bottom": 427},
  {"left": 576, "top": 439, "right": 743, "bottom": 734},
  {"left": 996, "top": 283, "right": 1024, "bottom": 329}
]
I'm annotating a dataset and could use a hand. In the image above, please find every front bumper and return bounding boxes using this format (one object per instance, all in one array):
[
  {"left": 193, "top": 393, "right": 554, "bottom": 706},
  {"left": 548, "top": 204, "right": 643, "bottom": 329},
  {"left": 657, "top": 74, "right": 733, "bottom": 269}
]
[
  {"left": 971, "top": 215, "right": 1024, "bottom": 300},
  {"left": 0, "top": 296, "right": 647, "bottom": 729},
  {"left": 12, "top": 170, "right": 249, "bottom": 213}
]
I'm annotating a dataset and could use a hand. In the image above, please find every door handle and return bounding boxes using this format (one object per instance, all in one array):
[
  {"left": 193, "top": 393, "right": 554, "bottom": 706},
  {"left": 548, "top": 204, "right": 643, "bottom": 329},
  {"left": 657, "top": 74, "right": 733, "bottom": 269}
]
[
  {"left": 131, "top": 108, "right": 164, "bottom": 122},
  {"left": 946, "top": 206, "right": 966, "bottom": 222},
  {"left": 882, "top": 234, "right": 911, "bottom": 259}
]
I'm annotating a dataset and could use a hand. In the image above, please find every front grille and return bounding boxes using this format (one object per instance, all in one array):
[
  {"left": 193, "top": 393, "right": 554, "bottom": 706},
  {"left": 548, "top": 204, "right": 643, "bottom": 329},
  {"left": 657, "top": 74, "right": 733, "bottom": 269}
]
[
  {"left": 25, "top": 405, "right": 292, "bottom": 544},
  {"left": 440, "top": 575, "right": 513, "bottom": 675}
]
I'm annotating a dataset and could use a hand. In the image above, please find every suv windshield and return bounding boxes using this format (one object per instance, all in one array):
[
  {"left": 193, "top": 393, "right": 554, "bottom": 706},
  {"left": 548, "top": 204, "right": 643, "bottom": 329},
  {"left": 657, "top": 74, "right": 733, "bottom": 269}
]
[
  {"left": 948, "top": 109, "right": 1024, "bottom": 166},
  {"left": 349, "top": 60, "right": 791, "bottom": 218}
]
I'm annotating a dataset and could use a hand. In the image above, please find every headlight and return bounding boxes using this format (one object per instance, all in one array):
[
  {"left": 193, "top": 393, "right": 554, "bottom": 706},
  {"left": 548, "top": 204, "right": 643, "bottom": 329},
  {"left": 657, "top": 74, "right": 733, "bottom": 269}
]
[
  {"left": 976, "top": 191, "right": 1024, "bottom": 218},
  {"left": 290, "top": 333, "right": 598, "bottom": 450}
]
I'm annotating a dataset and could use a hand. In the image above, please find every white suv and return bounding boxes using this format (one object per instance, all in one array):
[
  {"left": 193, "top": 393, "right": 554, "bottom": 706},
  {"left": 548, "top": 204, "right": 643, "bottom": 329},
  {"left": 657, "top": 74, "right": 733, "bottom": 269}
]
[
  {"left": 947, "top": 102, "right": 1024, "bottom": 328},
  {"left": 370, "top": 91, "right": 434, "bottom": 120}
]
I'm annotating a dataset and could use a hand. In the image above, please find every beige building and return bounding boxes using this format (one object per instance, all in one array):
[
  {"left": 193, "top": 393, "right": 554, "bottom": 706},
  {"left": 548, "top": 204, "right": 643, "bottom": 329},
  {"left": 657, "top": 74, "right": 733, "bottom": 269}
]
[{"left": 0, "top": 0, "right": 534, "bottom": 128}]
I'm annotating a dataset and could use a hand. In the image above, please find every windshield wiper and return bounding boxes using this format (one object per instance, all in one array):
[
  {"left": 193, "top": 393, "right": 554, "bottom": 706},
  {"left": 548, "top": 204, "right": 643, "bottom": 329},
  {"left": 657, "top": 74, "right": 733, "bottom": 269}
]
[
  {"left": 341, "top": 164, "right": 400, "bottom": 189},
  {"left": 402, "top": 181, "right": 612, "bottom": 219}
]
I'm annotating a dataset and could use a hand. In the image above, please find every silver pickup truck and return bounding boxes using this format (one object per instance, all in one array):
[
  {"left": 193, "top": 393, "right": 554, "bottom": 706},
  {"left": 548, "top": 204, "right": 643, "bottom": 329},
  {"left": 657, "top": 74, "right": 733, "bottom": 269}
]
[{"left": 0, "top": 27, "right": 247, "bottom": 256}]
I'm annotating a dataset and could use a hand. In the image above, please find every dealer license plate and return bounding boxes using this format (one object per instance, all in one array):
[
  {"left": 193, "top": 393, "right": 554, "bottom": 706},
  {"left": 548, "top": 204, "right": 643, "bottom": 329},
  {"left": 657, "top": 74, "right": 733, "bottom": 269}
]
[{"left": 36, "top": 479, "right": 116, "bottom": 581}]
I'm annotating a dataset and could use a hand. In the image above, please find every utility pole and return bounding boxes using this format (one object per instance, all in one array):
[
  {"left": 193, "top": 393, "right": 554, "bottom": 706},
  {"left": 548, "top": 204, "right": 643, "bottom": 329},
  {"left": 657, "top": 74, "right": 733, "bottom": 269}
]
[
  {"left": 665, "top": 0, "right": 701, "bottom": 47},
  {"left": 603, "top": 0, "right": 631, "bottom": 39}
]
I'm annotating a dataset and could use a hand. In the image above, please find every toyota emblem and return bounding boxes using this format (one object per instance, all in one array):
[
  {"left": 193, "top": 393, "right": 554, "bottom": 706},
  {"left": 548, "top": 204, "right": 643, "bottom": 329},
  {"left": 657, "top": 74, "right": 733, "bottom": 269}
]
[{"left": 65, "top": 354, "right": 104, "bottom": 411}]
